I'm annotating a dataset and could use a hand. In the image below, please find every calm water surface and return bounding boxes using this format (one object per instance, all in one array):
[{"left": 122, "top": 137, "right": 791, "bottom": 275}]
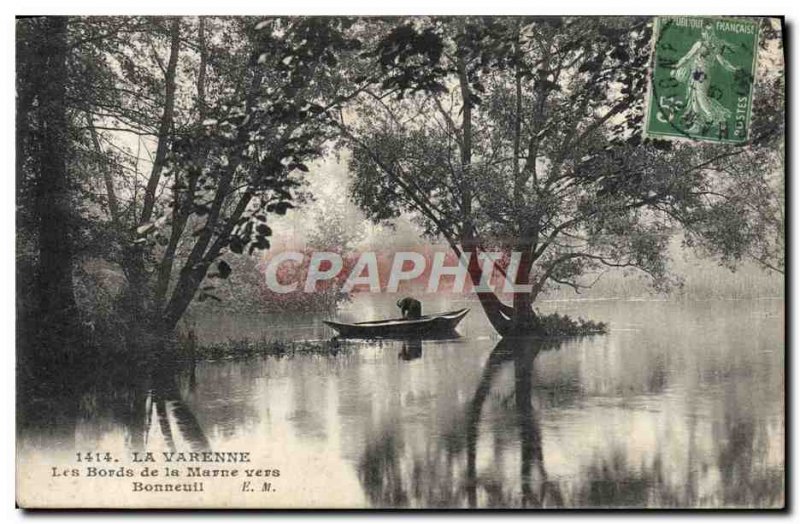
[{"left": 18, "top": 297, "right": 784, "bottom": 508}]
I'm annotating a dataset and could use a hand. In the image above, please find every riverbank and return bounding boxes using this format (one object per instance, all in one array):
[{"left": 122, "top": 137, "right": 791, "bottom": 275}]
[
  {"left": 180, "top": 313, "right": 607, "bottom": 362},
  {"left": 180, "top": 337, "right": 353, "bottom": 362}
]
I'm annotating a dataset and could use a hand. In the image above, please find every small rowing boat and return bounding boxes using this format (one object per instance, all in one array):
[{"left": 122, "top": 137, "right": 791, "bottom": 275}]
[{"left": 324, "top": 308, "right": 469, "bottom": 339}]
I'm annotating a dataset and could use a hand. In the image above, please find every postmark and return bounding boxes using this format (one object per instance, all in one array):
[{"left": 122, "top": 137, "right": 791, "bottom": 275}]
[{"left": 645, "top": 16, "right": 760, "bottom": 143}]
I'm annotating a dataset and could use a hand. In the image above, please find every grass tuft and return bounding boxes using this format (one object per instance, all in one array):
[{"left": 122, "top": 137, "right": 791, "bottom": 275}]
[
  {"left": 534, "top": 312, "right": 608, "bottom": 337},
  {"left": 178, "top": 337, "right": 351, "bottom": 361}
]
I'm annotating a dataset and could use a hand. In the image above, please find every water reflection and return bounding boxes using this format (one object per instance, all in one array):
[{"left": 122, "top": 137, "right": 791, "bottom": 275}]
[
  {"left": 399, "top": 338, "right": 423, "bottom": 361},
  {"left": 358, "top": 336, "right": 567, "bottom": 508},
  {"left": 19, "top": 360, "right": 211, "bottom": 454},
  {"left": 347, "top": 300, "right": 783, "bottom": 508},
  {"left": 17, "top": 299, "right": 785, "bottom": 508},
  {"left": 465, "top": 337, "right": 564, "bottom": 508},
  {"left": 148, "top": 364, "right": 210, "bottom": 451}
]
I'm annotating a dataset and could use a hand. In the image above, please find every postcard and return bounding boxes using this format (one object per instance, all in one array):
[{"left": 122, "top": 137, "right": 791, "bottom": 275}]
[{"left": 16, "top": 15, "right": 785, "bottom": 509}]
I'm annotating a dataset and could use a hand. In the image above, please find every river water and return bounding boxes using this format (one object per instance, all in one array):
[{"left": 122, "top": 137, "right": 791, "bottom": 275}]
[{"left": 17, "top": 296, "right": 784, "bottom": 508}]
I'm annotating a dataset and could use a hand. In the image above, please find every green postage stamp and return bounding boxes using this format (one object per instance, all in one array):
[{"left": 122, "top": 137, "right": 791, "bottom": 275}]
[{"left": 645, "top": 16, "right": 760, "bottom": 143}]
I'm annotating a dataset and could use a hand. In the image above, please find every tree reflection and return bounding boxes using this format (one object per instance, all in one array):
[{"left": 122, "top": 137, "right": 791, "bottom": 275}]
[
  {"left": 18, "top": 358, "right": 151, "bottom": 452},
  {"left": 359, "top": 336, "right": 566, "bottom": 508},
  {"left": 466, "top": 336, "right": 564, "bottom": 508},
  {"left": 147, "top": 361, "right": 210, "bottom": 451},
  {"left": 18, "top": 358, "right": 210, "bottom": 453},
  {"left": 358, "top": 431, "right": 410, "bottom": 506}
]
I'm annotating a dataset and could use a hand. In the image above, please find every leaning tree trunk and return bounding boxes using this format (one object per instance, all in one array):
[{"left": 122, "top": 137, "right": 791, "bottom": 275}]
[
  {"left": 462, "top": 239, "right": 514, "bottom": 336},
  {"left": 511, "top": 243, "right": 537, "bottom": 333},
  {"left": 34, "top": 17, "right": 78, "bottom": 351},
  {"left": 461, "top": 234, "right": 541, "bottom": 336}
]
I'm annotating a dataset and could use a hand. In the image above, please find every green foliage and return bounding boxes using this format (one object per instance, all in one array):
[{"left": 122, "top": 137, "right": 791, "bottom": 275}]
[
  {"left": 533, "top": 313, "right": 608, "bottom": 337},
  {"left": 18, "top": 16, "right": 371, "bottom": 338},
  {"left": 346, "top": 16, "right": 784, "bottom": 327},
  {"left": 306, "top": 193, "right": 366, "bottom": 251},
  {"left": 178, "top": 336, "right": 352, "bottom": 361},
  {"left": 16, "top": 16, "right": 784, "bottom": 344}
]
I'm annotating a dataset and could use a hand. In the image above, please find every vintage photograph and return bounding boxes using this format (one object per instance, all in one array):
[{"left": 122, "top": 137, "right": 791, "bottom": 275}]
[{"left": 15, "top": 15, "right": 784, "bottom": 509}]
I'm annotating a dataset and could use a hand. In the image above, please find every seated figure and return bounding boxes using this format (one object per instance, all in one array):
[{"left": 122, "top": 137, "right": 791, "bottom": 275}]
[{"left": 396, "top": 297, "right": 422, "bottom": 319}]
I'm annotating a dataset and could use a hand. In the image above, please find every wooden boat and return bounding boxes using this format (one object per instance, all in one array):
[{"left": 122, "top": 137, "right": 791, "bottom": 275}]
[{"left": 324, "top": 308, "right": 469, "bottom": 339}]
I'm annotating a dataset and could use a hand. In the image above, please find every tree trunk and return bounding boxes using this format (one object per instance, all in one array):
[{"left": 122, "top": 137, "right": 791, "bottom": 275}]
[
  {"left": 461, "top": 238, "right": 513, "bottom": 335},
  {"left": 160, "top": 186, "right": 256, "bottom": 332},
  {"left": 159, "top": 72, "right": 267, "bottom": 332},
  {"left": 161, "top": 263, "right": 210, "bottom": 332},
  {"left": 86, "top": 112, "right": 121, "bottom": 226},
  {"left": 139, "top": 17, "right": 181, "bottom": 225},
  {"left": 454, "top": 44, "right": 519, "bottom": 336},
  {"left": 122, "top": 18, "right": 181, "bottom": 338},
  {"left": 155, "top": 18, "right": 208, "bottom": 311},
  {"left": 461, "top": 251, "right": 538, "bottom": 336},
  {"left": 34, "top": 17, "right": 78, "bottom": 349},
  {"left": 460, "top": 232, "right": 542, "bottom": 336},
  {"left": 511, "top": 242, "right": 537, "bottom": 332}
]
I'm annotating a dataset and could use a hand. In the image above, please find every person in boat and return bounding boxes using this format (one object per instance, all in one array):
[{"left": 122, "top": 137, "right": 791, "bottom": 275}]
[{"left": 397, "top": 297, "right": 422, "bottom": 319}]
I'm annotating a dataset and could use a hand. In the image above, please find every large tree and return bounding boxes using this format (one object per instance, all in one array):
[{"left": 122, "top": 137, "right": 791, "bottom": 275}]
[
  {"left": 17, "top": 17, "right": 79, "bottom": 355},
  {"left": 62, "top": 17, "right": 364, "bottom": 345},
  {"left": 343, "top": 16, "right": 784, "bottom": 335}
]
